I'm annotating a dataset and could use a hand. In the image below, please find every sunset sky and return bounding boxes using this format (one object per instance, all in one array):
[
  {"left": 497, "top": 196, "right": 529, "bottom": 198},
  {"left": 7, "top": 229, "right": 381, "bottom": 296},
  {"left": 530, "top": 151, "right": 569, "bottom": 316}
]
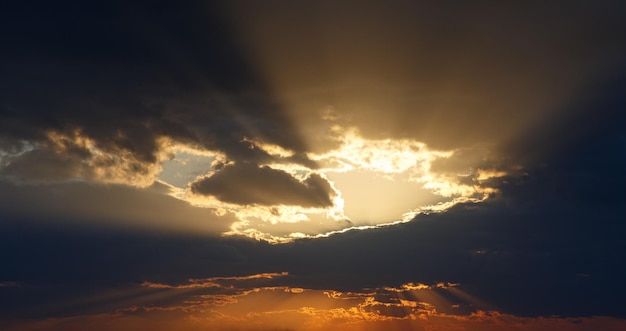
[{"left": 1, "top": 1, "right": 626, "bottom": 330}]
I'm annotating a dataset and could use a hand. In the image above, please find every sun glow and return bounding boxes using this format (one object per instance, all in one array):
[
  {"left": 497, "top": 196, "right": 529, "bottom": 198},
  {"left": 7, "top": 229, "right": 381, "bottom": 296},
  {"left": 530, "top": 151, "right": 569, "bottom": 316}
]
[
  {"left": 0, "top": 115, "right": 505, "bottom": 243},
  {"left": 137, "top": 272, "right": 471, "bottom": 328},
  {"left": 147, "top": 116, "right": 505, "bottom": 243}
]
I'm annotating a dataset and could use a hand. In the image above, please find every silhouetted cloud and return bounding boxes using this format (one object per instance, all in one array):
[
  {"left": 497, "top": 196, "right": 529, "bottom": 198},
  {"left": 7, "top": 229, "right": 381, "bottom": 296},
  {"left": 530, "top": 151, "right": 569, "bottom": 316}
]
[
  {"left": 191, "top": 164, "right": 335, "bottom": 207},
  {"left": 0, "top": 1, "right": 311, "bottom": 187}
]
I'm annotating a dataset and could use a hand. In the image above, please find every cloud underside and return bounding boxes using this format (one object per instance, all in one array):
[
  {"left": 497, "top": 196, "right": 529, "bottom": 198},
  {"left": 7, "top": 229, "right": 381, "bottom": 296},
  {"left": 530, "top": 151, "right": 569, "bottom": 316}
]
[{"left": 190, "top": 164, "right": 335, "bottom": 208}]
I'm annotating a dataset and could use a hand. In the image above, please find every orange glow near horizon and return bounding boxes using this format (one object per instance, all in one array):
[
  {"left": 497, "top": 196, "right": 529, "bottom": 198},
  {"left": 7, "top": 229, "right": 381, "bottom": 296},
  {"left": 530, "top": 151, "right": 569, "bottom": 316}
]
[{"left": 5, "top": 273, "right": 626, "bottom": 331}]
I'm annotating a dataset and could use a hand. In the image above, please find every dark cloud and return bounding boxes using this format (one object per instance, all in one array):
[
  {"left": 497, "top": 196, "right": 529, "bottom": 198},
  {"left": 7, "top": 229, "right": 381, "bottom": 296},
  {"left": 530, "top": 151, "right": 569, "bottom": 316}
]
[
  {"left": 0, "top": 217, "right": 251, "bottom": 318},
  {"left": 0, "top": 148, "right": 84, "bottom": 183},
  {"left": 191, "top": 164, "right": 335, "bottom": 207},
  {"left": 499, "top": 67, "right": 626, "bottom": 209},
  {"left": 3, "top": 193, "right": 624, "bottom": 320},
  {"left": 0, "top": 1, "right": 312, "bottom": 184},
  {"left": 0, "top": 180, "right": 234, "bottom": 234}
]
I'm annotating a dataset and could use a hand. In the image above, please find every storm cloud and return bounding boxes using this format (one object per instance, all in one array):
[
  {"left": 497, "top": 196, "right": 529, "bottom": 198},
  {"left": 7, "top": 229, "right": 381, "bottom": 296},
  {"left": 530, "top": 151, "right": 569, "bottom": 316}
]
[
  {"left": 0, "top": 1, "right": 311, "bottom": 186},
  {"left": 191, "top": 164, "right": 336, "bottom": 207}
]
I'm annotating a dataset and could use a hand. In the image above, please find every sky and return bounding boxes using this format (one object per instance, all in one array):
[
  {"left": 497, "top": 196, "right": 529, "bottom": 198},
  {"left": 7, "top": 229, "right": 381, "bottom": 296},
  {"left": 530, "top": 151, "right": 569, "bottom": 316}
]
[{"left": 1, "top": 1, "right": 625, "bottom": 330}]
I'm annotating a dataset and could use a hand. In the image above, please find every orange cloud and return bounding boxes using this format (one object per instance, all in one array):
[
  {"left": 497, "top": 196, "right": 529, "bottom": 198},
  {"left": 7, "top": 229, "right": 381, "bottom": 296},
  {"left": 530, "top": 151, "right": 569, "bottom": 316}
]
[
  {"left": 6, "top": 307, "right": 625, "bottom": 331},
  {"left": 4, "top": 277, "right": 626, "bottom": 331}
]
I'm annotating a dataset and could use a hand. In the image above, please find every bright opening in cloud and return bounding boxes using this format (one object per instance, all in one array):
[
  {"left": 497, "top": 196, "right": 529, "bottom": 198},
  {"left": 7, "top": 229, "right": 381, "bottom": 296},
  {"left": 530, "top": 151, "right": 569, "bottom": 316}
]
[
  {"left": 0, "top": 109, "right": 505, "bottom": 243},
  {"left": 146, "top": 117, "right": 504, "bottom": 243}
]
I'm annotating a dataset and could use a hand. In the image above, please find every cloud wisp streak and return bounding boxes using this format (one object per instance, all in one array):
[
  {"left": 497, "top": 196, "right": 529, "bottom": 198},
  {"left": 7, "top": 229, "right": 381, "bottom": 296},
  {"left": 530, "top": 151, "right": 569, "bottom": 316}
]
[{"left": 3, "top": 270, "right": 626, "bottom": 331}]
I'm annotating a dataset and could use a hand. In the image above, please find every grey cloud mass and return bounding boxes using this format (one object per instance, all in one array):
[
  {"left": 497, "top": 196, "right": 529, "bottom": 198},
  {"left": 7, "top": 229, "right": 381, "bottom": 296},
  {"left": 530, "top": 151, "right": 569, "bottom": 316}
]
[
  {"left": 191, "top": 164, "right": 335, "bottom": 207},
  {"left": 0, "top": 1, "right": 312, "bottom": 185},
  {"left": 0, "top": 180, "right": 234, "bottom": 234}
]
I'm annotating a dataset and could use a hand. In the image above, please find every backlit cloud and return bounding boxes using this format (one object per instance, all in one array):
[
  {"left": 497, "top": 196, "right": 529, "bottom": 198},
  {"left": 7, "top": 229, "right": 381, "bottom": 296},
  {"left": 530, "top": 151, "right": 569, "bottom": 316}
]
[
  {"left": 190, "top": 164, "right": 335, "bottom": 208},
  {"left": 0, "top": 109, "right": 510, "bottom": 242}
]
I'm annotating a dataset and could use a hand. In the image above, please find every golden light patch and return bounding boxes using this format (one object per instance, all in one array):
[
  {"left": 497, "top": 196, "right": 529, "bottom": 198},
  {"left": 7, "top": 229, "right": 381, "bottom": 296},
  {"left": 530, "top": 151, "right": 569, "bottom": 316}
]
[
  {"left": 12, "top": 116, "right": 505, "bottom": 243},
  {"left": 240, "top": 136, "right": 296, "bottom": 158},
  {"left": 152, "top": 122, "right": 506, "bottom": 242}
]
